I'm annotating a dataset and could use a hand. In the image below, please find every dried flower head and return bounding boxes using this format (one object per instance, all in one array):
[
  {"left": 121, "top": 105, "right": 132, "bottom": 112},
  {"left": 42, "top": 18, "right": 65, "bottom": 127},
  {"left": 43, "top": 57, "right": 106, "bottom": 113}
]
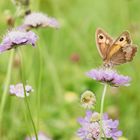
[
  {"left": 0, "top": 30, "right": 38, "bottom": 52},
  {"left": 23, "top": 12, "right": 60, "bottom": 30},
  {"left": 25, "top": 131, "right": 51, "bottom": 140},
  {"left": 77, "top": 111, "right": 122, "bottom": 140},
  {"left": 81, "top": 90, "right": 96, "bottom": 109},
  {"left": 86, "top": 68, "right": 131, "bottom": 87},
  {"left": 9, "top": 83, "right": 33, "bottom": 98}
]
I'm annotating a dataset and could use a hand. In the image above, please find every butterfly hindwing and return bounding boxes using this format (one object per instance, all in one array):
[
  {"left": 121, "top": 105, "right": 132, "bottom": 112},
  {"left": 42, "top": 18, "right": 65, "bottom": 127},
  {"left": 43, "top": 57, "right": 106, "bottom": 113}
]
[
  {"left": 108, "top": 45, "right": 137, "bottom": 65},
  {"left": 122, "top": 44, "right": 137, "bottom": 61}
]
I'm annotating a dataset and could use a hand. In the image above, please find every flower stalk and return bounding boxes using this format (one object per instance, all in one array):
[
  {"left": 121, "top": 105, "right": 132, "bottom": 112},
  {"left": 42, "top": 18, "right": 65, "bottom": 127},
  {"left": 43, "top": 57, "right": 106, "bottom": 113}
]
[
  {"left": 0, "top": 49, "right": 15, "bottom": 132},
  {"left": 19, "top": 50, "right": 38, "bottom": 140},
  {"left": 99, "top": 84, "right": 107, "bottom": 140},
  {"left": 23, "top": 84, "right": 38, "bottom": 140},
  {"left": 37, "top": 46, "right": 43, "bottom": 131}
]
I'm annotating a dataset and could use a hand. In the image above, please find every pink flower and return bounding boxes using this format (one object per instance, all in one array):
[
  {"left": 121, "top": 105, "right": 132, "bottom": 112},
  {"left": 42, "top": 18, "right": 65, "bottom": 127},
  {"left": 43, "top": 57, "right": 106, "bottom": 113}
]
[
  {"left": 25, "top": 132, "right": 51, "bottom": 140},
  {"left": 86, "top": 68, "right": 131, "bottom": 87},
  {"left": 77, "top": 111, "right": 122, "bottom": 140},
  {"left": 23, "top": 12, "right": 60, "bottom": 29},
  {"left": 9, "top": 83, "right": 33, "bottom": 98},
  {"left": 0, "top": 30, "right": 38, "bottom": 52}
]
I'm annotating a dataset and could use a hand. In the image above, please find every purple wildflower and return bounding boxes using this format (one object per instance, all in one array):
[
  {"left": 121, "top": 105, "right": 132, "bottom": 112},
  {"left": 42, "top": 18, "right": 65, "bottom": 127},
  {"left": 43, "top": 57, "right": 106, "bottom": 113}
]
[
  {"left": 0, "top": 30, "right": 38, "bottom": 52},
  {"left": 9, "top": 83, "right": 33, "bottom": 98},
  {"left": 23, "top": 12, "right": 60, "bottom": 29},
  {"left": 77, "top": 111, "right": 122, "bottom": 140},
  {"left": 86, "top": 68, "right": 131, "bottom": 87},
  {"left": 25, "top": 131, "right": 51, "bottom": 140}
]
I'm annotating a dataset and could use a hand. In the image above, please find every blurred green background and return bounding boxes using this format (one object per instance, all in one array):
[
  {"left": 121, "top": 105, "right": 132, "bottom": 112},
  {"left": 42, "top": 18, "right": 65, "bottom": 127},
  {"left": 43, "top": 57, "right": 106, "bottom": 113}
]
[{"left": 0, "top": 0, "right": 140, "bottom": 139}]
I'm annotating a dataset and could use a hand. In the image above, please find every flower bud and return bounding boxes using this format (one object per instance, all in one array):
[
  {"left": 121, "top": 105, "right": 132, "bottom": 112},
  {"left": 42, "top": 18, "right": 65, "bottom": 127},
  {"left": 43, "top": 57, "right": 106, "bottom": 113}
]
[{"left": 81, "top": 90, "right": 96, "bottom": 109}]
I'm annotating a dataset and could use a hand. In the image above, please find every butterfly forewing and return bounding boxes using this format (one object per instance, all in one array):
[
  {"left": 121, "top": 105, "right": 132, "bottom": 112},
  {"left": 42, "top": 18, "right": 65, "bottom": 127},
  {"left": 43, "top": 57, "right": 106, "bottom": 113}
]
[
  {"left": 96, "top": 28, "right": 113, "bottom": 59},
  {"left": 106, "top": 31, "right": 131, "bottom": 59}
]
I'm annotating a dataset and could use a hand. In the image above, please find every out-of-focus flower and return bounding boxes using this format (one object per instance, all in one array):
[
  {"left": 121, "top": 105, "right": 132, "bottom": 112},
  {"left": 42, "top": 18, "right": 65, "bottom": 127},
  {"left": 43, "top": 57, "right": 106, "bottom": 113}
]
[
  {"left": 23, "top": 12, "right": 60, "bottom": 30},
  {"left": 6, "top": 16, "right": 15, "bottom": 27},
  {"left": 0, "top": 30, "right": 38, "bottom": 52},
  {"left": 70, "top": 136, "right": 81, "bottom": 140},
  {"left": 64, "top": 91, "right": 78, "bottom": 103},
  {"left": 118, "top": 136, "right": 128, "bottom": 140},
  {"left": 11, "top": 0, "right": 29, "bottom": 6},
  {"left": 86, "top": 68, "right": 131, "bottom": 87},
  {"left": 13, "top": 53, "right": 21, "bottom": 68},
  {"left": 70, "top": 53, "right": 80, "bottom": 63},
  {"left": 9, "top": 83, "right": 33, "bottom": 98},
  {"left": 81, "top": 90, "right": 96, "bottom": 109},
  {"left": 77, "top": 110, "right": 122, "bottom": 140},
  {"left": 4, "top": 10, "right": 15, "bottom": 27},
  {"left": 4, "top": 10, "right": 15, "bottom": 28},
  {"left": 25, "top": 131, "right": 51, "bottom": 140},
  {"left": 107, "top": 105, "right": 119, "bottom": 119}
]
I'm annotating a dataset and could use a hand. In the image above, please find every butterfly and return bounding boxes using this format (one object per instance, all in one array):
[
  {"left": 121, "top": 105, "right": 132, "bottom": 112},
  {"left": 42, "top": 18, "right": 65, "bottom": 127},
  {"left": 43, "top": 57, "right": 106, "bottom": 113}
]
[{"left": 95, "top": 28, "right": 137, "bottom": 67}]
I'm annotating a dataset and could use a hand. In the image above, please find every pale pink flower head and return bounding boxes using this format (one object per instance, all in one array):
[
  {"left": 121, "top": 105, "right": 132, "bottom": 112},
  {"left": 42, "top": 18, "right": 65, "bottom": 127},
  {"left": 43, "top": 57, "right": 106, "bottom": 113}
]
[
  {"left": 23, "top": 12, "right": 60, "bottom": 29},
  {"left": 0, "top": 29, "right": 38, "bottom": 52},
  {"left": 25, "top": 131, "right": 51, "bottom": 140},
  {"left": 77, "top": 111, "right": 122, "bottom": 140},
  {"left": 9, "top": 83, "right": 33, "bottom": 98},
  {"left": 86, "top": 68, "right": 131, "bottom": 87}
]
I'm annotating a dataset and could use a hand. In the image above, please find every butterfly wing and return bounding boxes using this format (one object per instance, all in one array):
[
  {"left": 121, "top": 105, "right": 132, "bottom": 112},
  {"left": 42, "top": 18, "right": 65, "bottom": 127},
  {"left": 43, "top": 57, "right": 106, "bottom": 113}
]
[
  {"left": 96, "top": 28, "right": 113, "bottom": 59},
  {"left": 107, "top": 45, "right": 137, "bottom": 65},
  {"left": 123, "top": 45, "right": 137, "bottom": 61},
  {"left": 105, "top": 31, "right": 137, "bottom": 65}
]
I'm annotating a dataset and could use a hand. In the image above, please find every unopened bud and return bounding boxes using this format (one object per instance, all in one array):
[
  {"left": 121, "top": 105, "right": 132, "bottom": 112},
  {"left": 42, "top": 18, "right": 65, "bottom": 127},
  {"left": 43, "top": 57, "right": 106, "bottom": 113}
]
[{"left": 81, "top": 90, "right": 96, "bottom": 109}]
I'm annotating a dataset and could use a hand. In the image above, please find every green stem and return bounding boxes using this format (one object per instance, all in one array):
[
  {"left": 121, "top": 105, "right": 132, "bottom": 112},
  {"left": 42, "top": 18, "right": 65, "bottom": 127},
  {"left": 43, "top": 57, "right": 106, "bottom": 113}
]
[
  {"left": 0, "top": 50, "right": 15, "bottom": 133},
  {"left": 23, "top": 102, "right": 32, "bottom": 140},
  {"left": 19, "top": 50, "right": 38, "bottom": 140},
  {"left": 37, "top": 47, "right": 42, "bottom": 131},
  {"left": 99, "top": 84, "right": 107, "bottom": 140},
  {"left": 24, "top": 90, "right": 38, "bottom": 140},
  {"left": 45, "top": 48, "right": 63, "bottom": 102}
]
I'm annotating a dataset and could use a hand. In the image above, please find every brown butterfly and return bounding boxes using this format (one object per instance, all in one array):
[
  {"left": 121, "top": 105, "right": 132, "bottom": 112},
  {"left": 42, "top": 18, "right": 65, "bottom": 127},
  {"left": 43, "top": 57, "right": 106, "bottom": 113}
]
[{"left": 95, "top": 28, "right": 137, "bottom": 67}]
